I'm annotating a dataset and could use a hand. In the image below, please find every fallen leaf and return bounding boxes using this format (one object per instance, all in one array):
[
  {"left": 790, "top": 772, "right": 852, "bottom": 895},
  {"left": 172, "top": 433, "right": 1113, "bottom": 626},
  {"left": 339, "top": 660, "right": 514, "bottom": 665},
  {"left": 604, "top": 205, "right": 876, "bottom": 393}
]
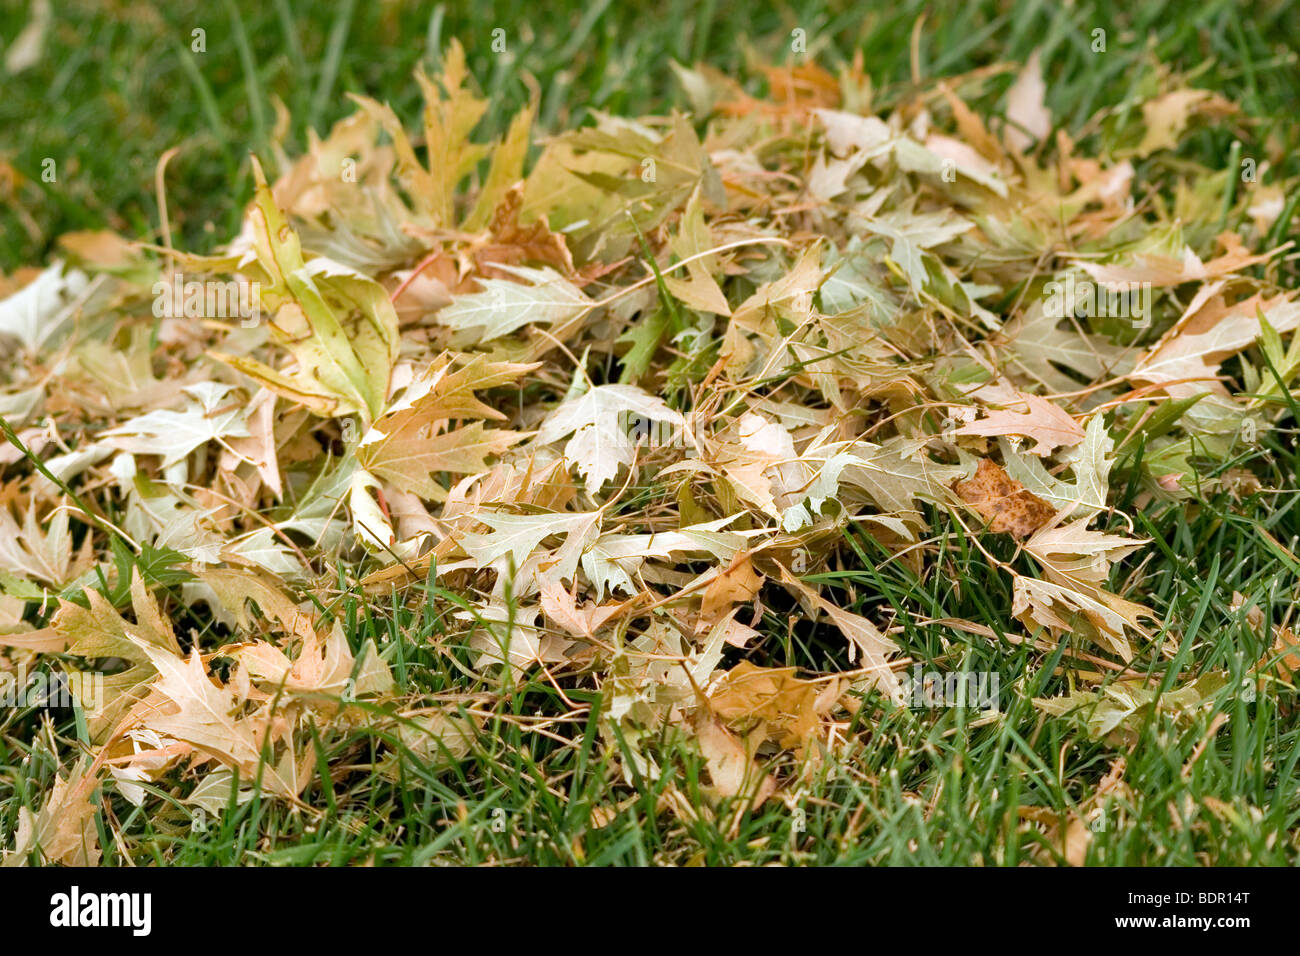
[
  {"left": 954, "top": 392, "right": 1084, "bottom": 455},
  {"left": 1004, "top": 50, "right": 1051, "bottom": 151},
  {"left": 953, "top": 458, "right": 1057, "bottom": 537},
  {"left": 699, "top": 552, "right": 764, "bottom": 627}
]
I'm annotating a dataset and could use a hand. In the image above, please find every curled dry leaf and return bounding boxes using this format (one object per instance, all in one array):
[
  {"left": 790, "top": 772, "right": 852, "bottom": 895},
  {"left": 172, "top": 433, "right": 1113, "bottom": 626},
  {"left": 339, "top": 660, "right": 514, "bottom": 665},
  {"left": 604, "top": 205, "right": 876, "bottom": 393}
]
[{"left": 953, "top": 458, "right": 1057, "bottom": 538}]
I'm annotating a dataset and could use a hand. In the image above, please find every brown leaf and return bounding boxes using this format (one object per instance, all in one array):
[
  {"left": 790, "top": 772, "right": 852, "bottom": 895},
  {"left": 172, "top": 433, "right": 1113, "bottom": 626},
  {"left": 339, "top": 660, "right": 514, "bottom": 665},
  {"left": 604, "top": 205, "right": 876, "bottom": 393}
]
[
  {"left": 708, "top": 660, "right": 828, "bottom": 750},
  {"left": 954, "top": 458, "right": 1056, "bottom": 537},
  {"left": 473, "top": 183, "right": 576, "bottom": 278},
  {"left": 693, "top": 712, "right": 775, "bottom": 807},
  {"left": 699, "top": 553, "right": 763, "bottom": 628}
]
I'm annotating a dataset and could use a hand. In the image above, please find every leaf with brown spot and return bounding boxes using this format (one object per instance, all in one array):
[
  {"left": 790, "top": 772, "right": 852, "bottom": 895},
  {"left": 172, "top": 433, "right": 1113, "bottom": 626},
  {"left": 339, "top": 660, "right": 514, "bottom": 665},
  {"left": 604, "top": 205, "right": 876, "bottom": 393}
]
[{"left": 954, "top": 458, "right": 1056, "bottom": 538}]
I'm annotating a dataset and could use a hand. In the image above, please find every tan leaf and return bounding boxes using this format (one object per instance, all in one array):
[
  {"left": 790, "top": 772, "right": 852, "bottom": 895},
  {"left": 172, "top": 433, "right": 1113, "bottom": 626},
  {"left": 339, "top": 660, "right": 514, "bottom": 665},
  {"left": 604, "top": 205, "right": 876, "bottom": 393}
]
[
  {"left": 693, "top": 712, "right": 774, "bottom": 807},
  {"left": 708, "top": 660, "right": 829, "bottom": 750},
  {"left": 1004, "top": 50, "right": 1051, "bottom": 151},
  {"left": 1135, "top": 88, "right": 1236, "bottom": 158},
  {"left": 538, "top": 578, "right": 629, "bottom": 640},
  {"left": 4, "top": 758, "right": 101, "bottom": 867},
  {"left": 699, "top": 553, "right": 764, "bottom": 628},
  {"left": 955, "top": 392, "right": 1084, "bottom": 456},
  {"left": 1080, "top": 232, "right": 1273, "bottom": 289},
  {"left": 47, "top": 572, "right": 182, "bottom": 741},
  {"left": 133, "top": 644, "right": 263, "bottom": 773}
]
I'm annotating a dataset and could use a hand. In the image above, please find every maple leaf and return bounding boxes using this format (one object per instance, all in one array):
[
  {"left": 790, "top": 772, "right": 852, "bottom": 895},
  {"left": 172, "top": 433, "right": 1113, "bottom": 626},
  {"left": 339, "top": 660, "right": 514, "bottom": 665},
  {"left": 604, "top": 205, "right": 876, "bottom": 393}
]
[
  {"left": 211, "top": 158, "right": 399, "bottom": 424},
  {"left": 456, "top": 508, "right": 603, "bottom": 584},
  {"left": 1079, "top": 232, "right": 1275, "bottom": 289},
  {"left": 219, "top": 387, "right": 284, "bottom": 500},
  {"left": 132, "top": 642, "right": 264, "bottom": 772},
  {"left": 1134, "top": 88, "right": 1236, "bottom": 158},
  {"left": 536, "top": 384, "right": 685, "bottom": 494},
  {"left": 228, "top": 623, "right": 392, "bottom": 700},
  {"left": 793, "top": 436, "right": 965, "bottom": 522},
  {"left": 814, "top": 108, "right": 892, "bottom": 156},
  {"left": 954, "top": 392, "right": 1084, "bottom": 456},
  {"left": 1018, "top": 520, "right": 1152, "bottom": 660},
  {"left": 525, "top": 113, "right": 723, "bottom": 262},
  {"left": 1130, "top": 293, "right": 1300, "bottom": 398},
  {"left": 348, "top": 467, "right": 400, "bottom": 554},
  {"left": 708, "top": 660, "right": 839, "bottom": 752},
  {"left": 1011, "top": 574, "right": 1149, "bottom": 660},
  {"left": 10, "top": 37, "right": 1300, "bottom": 848},
  {"left": 699, "top": 553, "right": 764, "bottom": 628},
  {"left": 780, "top": 567, "right": 901, "bottom": 703},
  {"left": 357, "top": 355, "right": 534, "bottom": 499},
  {"left": 49, "top": 571, "right": 182, "bottom": 741},
  {"left": 471, "top": 182, "right": 576, "bottom": 277},
  {"left": 693, "top": 710, "right": 775, "bottom": 807},
  {"left": 1000, "top": 301, "right": 1133, "bottom": 393},
  {"left": 0, "top": 500, "right": 95, "bottom": 588},
  {"left": 1004, "top": 50, "right": 1051, "bottom": 151},
  {"left": 4, "top": 757, "right": 101, "bottom": 866},
  {"left": 660, "top": 189, "right": 731, "bottom": 316},
  {"left": 1001, "top": 415, "right": 1115, "bottom": 521},
  {"left": 351, "top": 41, "right": 488, "bottom": 227},
  {"left": 0, "top": 262, "right": 90, "bottom": 352},
  {"left": 1034, "top": 674, "right": 1226, "bottom": 743},
  {"left": 463, "top": 600, "right": 575, "bottom": 677},
  {"left": 361, "top": 422, "right": 522, "bottom": 501},
  {"left": 1025, "top": 521, "right": 1148, "bottom": 575},
  {"left": 193, "top": 566, "right": 313, "bottom": 636},
  {"left": 724, "top": 248, "right": 823, "bottom": 376},
  {"left": 378, "top": 707, "right": 478, "bottom": 778},
  {"left": 435, "top": 264, "right": 592, "bottom": 344},
  {"left": 720, "top": 415, "right": 943, "bottom": 530},
  {"left": 102, "top": 382, "right": 250, "bottom": 467},
  {"left": 580, "top": 517, "right": 745, "bottom": 599},
  {"left": 538, "top": 578, "right": 631, "bottom": 640}
]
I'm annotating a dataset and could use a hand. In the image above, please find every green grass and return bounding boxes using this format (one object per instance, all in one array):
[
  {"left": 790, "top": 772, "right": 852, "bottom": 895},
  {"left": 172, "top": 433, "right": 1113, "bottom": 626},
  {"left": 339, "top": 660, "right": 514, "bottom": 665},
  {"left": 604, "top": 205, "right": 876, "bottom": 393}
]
[
  {"left": 3, "top": 0, "right": 1300, "bottom": 865},
  {"left": 10, "top": 481, "right": 1296, "bottom": 865},
  {"left": 5, "top": 0, "right": 1299, "bottom": 267}
]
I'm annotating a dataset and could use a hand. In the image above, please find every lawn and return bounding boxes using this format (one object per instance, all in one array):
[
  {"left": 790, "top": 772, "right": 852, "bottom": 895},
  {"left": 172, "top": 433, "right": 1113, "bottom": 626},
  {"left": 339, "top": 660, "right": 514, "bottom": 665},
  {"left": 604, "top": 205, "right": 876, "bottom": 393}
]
[{"left": 1, "top": 0, "right": 1300, "bottom": 866}]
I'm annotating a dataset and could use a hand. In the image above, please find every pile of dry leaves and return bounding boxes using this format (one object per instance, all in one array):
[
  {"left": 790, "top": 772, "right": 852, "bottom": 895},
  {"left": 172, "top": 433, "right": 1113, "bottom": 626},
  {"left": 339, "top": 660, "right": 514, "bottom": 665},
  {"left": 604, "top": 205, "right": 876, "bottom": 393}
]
[{"left": 0, "top": 43, "right": 1294, "bottom": 863}]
